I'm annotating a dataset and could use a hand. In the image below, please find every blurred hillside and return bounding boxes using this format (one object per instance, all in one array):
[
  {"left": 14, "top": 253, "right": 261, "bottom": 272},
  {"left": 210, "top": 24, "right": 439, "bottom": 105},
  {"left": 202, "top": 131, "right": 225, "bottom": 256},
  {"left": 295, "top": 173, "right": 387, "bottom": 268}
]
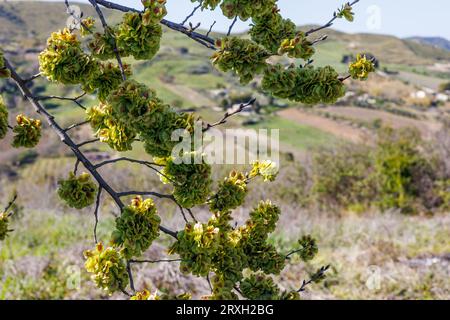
[{"left": 0, "top": 1, "right": 449, "bottom": 300}]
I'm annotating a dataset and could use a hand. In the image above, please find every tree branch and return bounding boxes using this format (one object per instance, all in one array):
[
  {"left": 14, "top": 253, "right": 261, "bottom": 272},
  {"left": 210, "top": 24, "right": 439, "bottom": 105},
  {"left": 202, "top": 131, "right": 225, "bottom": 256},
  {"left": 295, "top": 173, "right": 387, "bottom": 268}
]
[
  {"left": 4, "top": 58, "right": 180, "bottom": 243},
  {"left": 305, "top": 0, "right": 360, "bottom": 36},
  {"left": 181, "top": 1, "right": 203, "bottom": 25},
  {"left": 203, "top": 98, "right": 256, "bottom": 131}
]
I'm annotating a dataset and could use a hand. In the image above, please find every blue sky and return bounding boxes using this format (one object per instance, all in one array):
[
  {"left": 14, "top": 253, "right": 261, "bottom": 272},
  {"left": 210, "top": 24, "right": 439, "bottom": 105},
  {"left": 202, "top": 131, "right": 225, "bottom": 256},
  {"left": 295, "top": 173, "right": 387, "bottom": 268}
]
[{"left": 64, "top": 0, "right": 450, "bottom": 39}]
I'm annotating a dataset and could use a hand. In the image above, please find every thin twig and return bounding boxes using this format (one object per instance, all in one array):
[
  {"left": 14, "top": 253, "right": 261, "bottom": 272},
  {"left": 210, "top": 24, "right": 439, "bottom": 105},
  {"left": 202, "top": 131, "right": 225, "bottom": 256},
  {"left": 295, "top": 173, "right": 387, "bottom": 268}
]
[
  {"left": 73, "top": 159, "right": 81, "bottom": 174},
  {"left": 182, "top": 1, "right": 203, "bottom": 25},
  {"left": 129, "top": 258, "right": 182, "bottom": 264},
  {"left": 227, "top": 17, "right": 238, "bottom": 36},
  {"left": 23, "top": 73, "right": 41, "bottom": 83},
  {"left": 77, "top": 138, "right": 100, "bottom": 148},
  {"left": 117, "top": 191, "right": 173, "bottom": 199},
  {"left": 206, "top": 21, "right": 216, "bottom": 37},
  {"left": 64, "top": 120, "right": 90, "bottom": 132},
  {"left": 297, "top": 265, "right": 330, "bottom": 292},
  {"left": 126, "top": 261, "right": 136, "bottom": 292},
  {"left": 203, "top": 98, "right": 256, "bottom": 131},
  {"left": 36, "top": 93, "right": 87, "bottom": 110},
  {"left": 93, "top": 187, "right": 102, "bottom": 244},
  {"left": 3, "top": 194, "right": 18, "bottom": 215},
  {"left": 305, "top": 0, "right": 360, "bottom": 36}
]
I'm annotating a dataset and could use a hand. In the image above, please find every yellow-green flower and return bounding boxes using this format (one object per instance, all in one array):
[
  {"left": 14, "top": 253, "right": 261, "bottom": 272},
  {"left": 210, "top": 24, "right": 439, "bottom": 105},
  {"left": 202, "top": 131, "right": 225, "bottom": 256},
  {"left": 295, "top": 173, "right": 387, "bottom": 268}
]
[
  {"left": 12, "top": 114, "right": 42, "bottom": 148},
  {"left": 337, "top": 3, "right": 355, "bottom": 22},
  {"left": 349, "top": 54, "right": 375, "bottom": 80},
  {"left": 84, "top": 243, "right": 129, "bottom": 294}
]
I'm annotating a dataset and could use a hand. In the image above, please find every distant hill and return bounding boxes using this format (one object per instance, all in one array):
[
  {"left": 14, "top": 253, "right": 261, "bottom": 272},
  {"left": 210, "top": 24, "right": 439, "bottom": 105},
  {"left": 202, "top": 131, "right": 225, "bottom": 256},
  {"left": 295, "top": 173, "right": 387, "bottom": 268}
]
[
  {"left": 1, "top": 2, "right": 450, "bottom": 68},
  {"left": 407, "top": 36, "right": 450, "bottom": 52}
]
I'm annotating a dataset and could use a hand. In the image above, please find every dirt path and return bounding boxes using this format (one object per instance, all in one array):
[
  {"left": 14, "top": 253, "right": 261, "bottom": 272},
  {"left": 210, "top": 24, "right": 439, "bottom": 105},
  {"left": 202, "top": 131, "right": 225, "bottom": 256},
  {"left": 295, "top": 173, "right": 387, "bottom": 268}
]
[
  {"left": 324, "top": 106, "right": 440, "bottom": 138},
  {"left": 278, "top": 108, "right": 366, "bottom": 143}
]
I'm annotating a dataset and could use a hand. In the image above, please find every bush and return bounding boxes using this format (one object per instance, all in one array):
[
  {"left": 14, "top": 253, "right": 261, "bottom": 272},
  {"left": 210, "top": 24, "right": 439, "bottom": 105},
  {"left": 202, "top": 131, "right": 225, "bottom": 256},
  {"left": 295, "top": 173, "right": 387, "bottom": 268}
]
[{"left": 308, "top": 127, "right": 448, "bottom": 214}]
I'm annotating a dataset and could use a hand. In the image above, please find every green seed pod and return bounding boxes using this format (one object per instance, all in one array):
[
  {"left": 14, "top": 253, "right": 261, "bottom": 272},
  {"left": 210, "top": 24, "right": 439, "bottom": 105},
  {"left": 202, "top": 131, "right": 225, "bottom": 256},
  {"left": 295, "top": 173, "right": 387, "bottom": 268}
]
[
  {"left": 88, "top": 29, "right": 118, "bottom": 60},
  {"left": 39, "top": 28, "right": 99, "bottom": 85},
  {"left": 246, "top": 243, "right": 286, "bottom": 274},
  {"left": 191, "top": 0, "right": 221, "bottom": 10},
  {"left": 262, "top": 64, "right": 346, "bottom": 105},
  {"left": 82, "top": 62, "right": 132, "bottom": 103},
  {"left": 12, "top": 114, "right": 42, "bottom": 148},
  {"left": 107, "top": 79, "right": 163, "bottom": 129},
  {"left": 209, "top": 170, "right": 248, "bottom": 213},
  {"left": 240, "top": 274, "right": 280, "bottom": 300},
  {"left": 211, "top": 37, "right": 270, "bottom": 85},
  {"left": 296, "top": 235, "right": 319, "bottom": 262},
  {"left": 337, "top": 3, "right": 355, "bottom": 22},
  {"left": 116, "top": 12, "right": 162, "bottom": 60},
  {"left": 86, "top": 103, "right": 137, "bottom": 152},
  {"left": 209, "top": 274, "right": 239, "bottom": 300},
  {"left": 84, "top": 243, "right": 129, "bottom": 294},
  {"left": 250, "top": 11, "right": 296, "bottom": 53},
  {"left": 0, "top": 211, "right": 11, "bottom": 241},
  {"left": 249, "top": 160, "right": 278, "bottom": 182},
  {"left": 169, "top": 221, "right": 220, "bottom": 276},
  {"left": 162, "top": 152, "right": 212, "bottom": 208},
  {"left": 0, "top": 49, "right": 11, "bottom": 78},
  {"left": 111, "top": 196, "right": 161, "bottom": 259},
  {"left": 278, "top": 32, "right": 315, "bottom": 60},
  {"left": 249, "top": 200, "right": 281, "bottom": 236},
  {"left": 57, "top": 172, "right": 98, "bottom": 209},
  {"left": 0, "top": 95, "right": 8, "bottom": 140},
  {"left": 349, "top": 53, "right": 375, "bottom": 81},
  {"left": 279, "top": 290, "right": 301, "bottom": 300},
  {"left": 220, "top": 0, "right": 277, "bottom": 21},
  {"left": 141, "top": 109, "right": 195, "bottom": 158},
  {"left": 141, "top": 0, "right": 167, "bottom": 24}
]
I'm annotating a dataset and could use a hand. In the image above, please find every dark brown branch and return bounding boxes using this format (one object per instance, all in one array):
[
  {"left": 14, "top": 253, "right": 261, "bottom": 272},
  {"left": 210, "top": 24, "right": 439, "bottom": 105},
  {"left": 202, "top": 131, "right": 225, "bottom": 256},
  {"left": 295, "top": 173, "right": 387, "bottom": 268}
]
[
  {"left": 117, "top": 191, "right": 173, "bottom": 200},
  {"left": 73, "top": 159, "right": 81, "bottom": 174},
  {"left": 93, "top": 186, "right": 102, "bottom": 244},
  {"left": 297, "top": 265, "right": 330, "bottom": 292},
  {"left": 94, "top": 157, "right": 159, "bottom": 169},
  {"left": 126, "top": 261, "right": 136, "bottom": 292},
  {"left": 182, "top": 1, "right": 203, "bottom": 25},
  {"left": 203, "top": 98, "right": 256, "bottom": 131},
  {"left": 206, "top": 21, "right": 216, "bottom": 37},
  {"left": 23, "top": 73, "right": 41, "bottom": 83},
  {"left": 339, "top": 74, "right": 352, "bottom": 82},
  {"left": 129, "top": 258, "right": 181, "bottom": 264},
  {"left": 227, "top": 17, "right": 238, "bottom": 36},
  {"left": 305, "top": 0, "right": 360, "bottom": 36},
  {"left": 35, "top": 93, "right": 87, "bottom": 110}
]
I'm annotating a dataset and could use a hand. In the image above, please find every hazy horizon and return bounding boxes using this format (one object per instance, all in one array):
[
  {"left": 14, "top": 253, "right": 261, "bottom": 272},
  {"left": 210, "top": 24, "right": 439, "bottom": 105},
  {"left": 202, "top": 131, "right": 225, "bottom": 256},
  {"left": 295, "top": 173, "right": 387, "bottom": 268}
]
[{"left": 10, "top": 0, "right": 447, "bottom": 40}]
